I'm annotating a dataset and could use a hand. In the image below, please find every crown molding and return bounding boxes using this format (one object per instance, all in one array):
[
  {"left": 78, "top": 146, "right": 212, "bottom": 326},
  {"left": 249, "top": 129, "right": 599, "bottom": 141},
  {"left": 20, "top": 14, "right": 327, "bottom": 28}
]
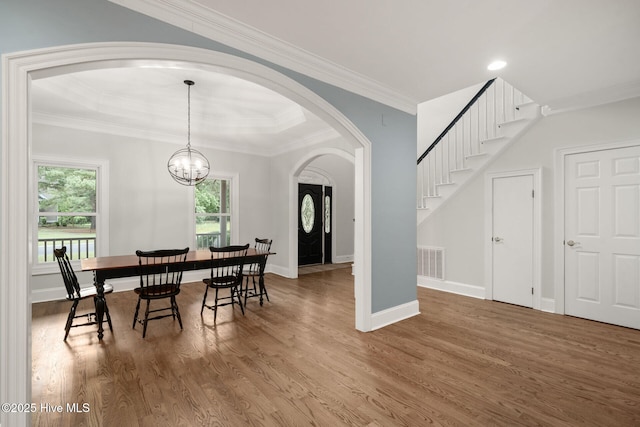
[
  {"left": 109, "top": 0, "right": 418, "bottom": 114},
  {"left": 32, "top": 112, "right": 342, "bottom": 158},
  {"left": 541, "top": 79, "right": 640, "bottom": 116}
]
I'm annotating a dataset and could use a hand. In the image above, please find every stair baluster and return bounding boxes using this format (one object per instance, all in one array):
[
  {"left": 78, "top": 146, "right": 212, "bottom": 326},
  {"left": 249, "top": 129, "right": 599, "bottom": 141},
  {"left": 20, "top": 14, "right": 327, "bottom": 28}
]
[{"left": 417, "top": 78, "right": 538, "bottom": 218}]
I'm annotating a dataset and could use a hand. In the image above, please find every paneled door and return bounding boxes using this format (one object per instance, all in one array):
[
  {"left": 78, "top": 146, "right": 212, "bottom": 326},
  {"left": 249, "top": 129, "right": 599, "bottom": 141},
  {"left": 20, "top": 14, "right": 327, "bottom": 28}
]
[
  {"left": 565, "top": 145, "right": 640, "bottom": 329},
  {"left": 491, "top": 173, "right": 535, "bottom": 307},
  {"left": 298, "top": 183, "right": 324, "bottom": 266}
]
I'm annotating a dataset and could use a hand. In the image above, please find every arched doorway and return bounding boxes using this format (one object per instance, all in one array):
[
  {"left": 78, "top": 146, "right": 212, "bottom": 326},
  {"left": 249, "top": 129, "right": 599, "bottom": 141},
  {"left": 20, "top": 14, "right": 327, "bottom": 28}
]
[{"left": 1, "top": 42, "right": 373, "bottom": 414}]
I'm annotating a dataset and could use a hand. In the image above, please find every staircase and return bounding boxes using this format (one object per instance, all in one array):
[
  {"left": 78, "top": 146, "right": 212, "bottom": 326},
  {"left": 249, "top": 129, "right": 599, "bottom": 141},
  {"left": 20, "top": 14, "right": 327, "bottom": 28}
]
[{"left": 417, "top": 78, "right": 540, "bottom": 224}]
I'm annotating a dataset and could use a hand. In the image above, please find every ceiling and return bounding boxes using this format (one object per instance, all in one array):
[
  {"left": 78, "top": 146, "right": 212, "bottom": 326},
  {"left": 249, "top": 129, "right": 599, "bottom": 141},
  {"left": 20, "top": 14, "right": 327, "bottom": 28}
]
[
  {"left": 33, "top": 0, "right": 640, "bottom": 154},
  {"left": 32, "top": 67, "right": 340, "bottom": 156},
  {"left": 112, "top": 0, "right": 640, "bottom": 113}
]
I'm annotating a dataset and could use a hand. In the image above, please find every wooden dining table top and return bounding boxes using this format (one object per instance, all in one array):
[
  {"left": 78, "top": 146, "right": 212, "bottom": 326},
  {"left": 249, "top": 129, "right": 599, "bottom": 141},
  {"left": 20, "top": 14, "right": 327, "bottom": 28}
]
[{"left": 80, "top": 248, "right": 270, "bottom": 272}]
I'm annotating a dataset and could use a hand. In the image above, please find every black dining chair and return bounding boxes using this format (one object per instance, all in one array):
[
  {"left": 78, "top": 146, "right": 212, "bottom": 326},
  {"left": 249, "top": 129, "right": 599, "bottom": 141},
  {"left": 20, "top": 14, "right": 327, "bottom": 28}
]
[
  {"left": 133, "top": 247, "right": 189, "bottom": 338},
  {"left": 201, "top": 244, "right": 249, "bottom": 321},
  {"left": 242, "top": 238, "right": 273, "bottom": 306},
  {"left": 54, "top": 246, "right": 113, "bottom": 341}
]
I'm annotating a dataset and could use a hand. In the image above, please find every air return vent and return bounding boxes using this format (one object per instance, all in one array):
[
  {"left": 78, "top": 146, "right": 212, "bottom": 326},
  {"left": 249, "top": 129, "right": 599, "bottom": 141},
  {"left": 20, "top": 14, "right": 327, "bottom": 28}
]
[{"left": 417, "top": 246, "right": 444, "bottom": 280}]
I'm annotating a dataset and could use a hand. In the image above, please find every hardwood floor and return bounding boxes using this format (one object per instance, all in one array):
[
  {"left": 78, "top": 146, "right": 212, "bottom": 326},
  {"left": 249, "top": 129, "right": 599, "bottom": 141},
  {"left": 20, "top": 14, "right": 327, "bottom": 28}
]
[
  {"left": 298, "top": 262, "right": 352, "bottom": 275},
  {"left": 32, "top": 269, "right": 640, "bottom": 426}
]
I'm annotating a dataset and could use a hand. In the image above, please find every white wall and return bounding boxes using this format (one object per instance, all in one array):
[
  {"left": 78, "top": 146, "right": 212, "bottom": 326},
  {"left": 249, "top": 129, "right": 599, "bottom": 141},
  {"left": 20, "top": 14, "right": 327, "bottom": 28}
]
[
  {"left": 417, "top": 82, "right": 484, "bottom": 157},
  {"left": 32, "top": 123, "right": 271, "bottom": 295},
  {"left": 418, "top": 96, "right": 640, "bottom": 301},
  {"left": 268, "top": 139, "right": 355, "bottom": 277},
  {"left": 32, "top": 122, "right": 355, "bottom": 297}
]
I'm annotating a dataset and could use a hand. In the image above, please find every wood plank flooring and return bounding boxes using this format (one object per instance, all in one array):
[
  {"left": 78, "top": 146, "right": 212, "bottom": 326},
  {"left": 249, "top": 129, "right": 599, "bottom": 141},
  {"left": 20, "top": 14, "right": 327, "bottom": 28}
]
[{"left": 32, "top": 269, "right": 640, "bottom": 426}]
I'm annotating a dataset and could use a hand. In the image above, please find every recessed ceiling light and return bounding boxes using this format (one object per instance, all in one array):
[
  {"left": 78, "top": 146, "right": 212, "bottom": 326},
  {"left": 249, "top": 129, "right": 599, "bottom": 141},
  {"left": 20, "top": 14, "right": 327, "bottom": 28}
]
[{"left": 487, "top": 60, "right": 507, "bottom": 71}]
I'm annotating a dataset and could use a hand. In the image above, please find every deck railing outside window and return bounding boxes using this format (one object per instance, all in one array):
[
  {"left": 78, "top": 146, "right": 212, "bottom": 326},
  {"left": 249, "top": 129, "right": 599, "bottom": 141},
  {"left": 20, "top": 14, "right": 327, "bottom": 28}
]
[{"left": 38, "top": 237, "right": 96, "bottom": 262}]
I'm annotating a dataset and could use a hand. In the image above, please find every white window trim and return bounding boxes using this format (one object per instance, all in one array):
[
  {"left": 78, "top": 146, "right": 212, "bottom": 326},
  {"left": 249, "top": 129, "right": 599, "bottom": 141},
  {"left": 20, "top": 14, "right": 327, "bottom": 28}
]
[
  {"left": 32, "top": 155, "right": 110, "bottom": 275},
  {"left": 191, "top": 171, "right": 239, "bottom": 248}
]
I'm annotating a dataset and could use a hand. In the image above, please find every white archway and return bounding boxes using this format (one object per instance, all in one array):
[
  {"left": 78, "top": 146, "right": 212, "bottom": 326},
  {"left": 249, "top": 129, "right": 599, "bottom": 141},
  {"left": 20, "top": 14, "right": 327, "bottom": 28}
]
[
  {"left": 287, "top": 149, "right": 368, "bottom": 328},
  {"left": 0, "top": 42, "right": 372, "bottom": 422}
]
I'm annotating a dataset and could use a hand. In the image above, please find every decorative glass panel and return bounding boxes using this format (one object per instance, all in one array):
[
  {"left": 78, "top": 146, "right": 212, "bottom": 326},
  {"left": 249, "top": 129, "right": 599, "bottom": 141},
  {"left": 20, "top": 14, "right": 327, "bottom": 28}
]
[
  {"left": 325, "top": 195, "right": 331, "bottom": 233},
  {"left": 301, "top": 194, "right": 315, "bottom": 233}
]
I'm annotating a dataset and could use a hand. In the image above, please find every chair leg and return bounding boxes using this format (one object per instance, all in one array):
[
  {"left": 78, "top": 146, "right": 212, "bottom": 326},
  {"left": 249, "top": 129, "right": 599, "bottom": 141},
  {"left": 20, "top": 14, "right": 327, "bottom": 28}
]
[
  {"left": 213, "top": 288, "right": 219, "bottom": 322},
  {"left": 104, "top": 299, "right": 113, "bottom": 332},
  {"left": 243, "top": 276, "right": 249, "bottom": 305},
  {"left": 260, "top": 276, "right": 270, "bottom": 303},
  {"left": 201, "top": 285, "right": 209, "bottom": 315},
  {"left": 172, "top": 296, "right": 183, "bottom": 330},
  {"left": 133, "top": 297, "right": 141, "bottom": 329},
  {"left": 64, "top": 300, "right": 79, "bottom": 341},
  {"left": 142, "top": 299, "right": 150, "bottom": 338},
  {"left": 234, "top": 286, "right": 245, "bottom": 315}
]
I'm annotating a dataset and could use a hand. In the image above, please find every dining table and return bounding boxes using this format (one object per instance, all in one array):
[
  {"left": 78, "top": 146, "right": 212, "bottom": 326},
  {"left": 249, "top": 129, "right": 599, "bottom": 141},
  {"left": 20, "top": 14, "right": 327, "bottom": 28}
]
[{"left": 80, "top": 248, "right": 271, "bottom": 340}]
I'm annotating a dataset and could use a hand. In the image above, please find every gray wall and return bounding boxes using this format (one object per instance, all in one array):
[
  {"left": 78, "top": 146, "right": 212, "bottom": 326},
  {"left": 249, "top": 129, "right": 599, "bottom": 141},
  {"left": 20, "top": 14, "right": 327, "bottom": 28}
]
[
  {"left": 418, "top": 96, "right": 640, "bottom": 300},
  {"left": 1, "top": 0, "right": 417, "bottom": 314}
]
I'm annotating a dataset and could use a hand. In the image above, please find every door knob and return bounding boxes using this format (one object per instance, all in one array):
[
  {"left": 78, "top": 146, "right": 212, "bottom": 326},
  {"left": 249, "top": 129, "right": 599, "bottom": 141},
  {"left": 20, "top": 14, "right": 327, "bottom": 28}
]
[
  {"left": 567, "top": 240, "right": 580, "bottom": 247},
  {"left": 493, "top": 237, "right": 503, "bottom": 243}
]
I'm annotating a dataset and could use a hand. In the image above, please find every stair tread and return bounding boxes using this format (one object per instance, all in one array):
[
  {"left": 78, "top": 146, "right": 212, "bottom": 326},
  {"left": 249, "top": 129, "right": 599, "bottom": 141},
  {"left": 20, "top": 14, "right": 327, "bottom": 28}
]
[
  {"left": 516, "top": 100, "right": 536, "bottom": 108},
  {"left": 480, "top": 136, "right": 506, "bottom": 143},
  {"left": 497, "top": 117, "right": 528, "bottom": 127}
]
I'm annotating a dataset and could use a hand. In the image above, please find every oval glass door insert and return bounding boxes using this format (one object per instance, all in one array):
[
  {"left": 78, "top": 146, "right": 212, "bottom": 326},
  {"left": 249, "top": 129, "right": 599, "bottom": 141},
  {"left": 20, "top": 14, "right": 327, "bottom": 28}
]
[{"left": 301, "top": 194, "right": 315, "bottom": 233}]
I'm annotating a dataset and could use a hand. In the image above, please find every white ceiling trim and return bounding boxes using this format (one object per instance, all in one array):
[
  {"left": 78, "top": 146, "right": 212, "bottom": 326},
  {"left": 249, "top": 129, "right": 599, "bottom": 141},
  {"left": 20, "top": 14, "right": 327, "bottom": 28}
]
[
  {"left": 32, "top": 111, "right": 183, "bottom": 145},
  {"left": 541, "top": 80, "right": 640, "bottom": 116},
  {"left": 108, "top": 0, "right": 418, "bottom": 114},
  {"left": 270, "top": 128, "right": 342, "bottom": 157},
  {"left": 32, "top": 111, "right": 342, "bottom": 158},
  {"left": 33, "top": 74, "right": 312, "bottom": 135}
]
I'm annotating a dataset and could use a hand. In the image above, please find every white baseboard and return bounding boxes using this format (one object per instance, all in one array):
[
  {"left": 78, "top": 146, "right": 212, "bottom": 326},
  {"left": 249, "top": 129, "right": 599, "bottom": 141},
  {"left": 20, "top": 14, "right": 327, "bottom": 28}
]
[
  {"left": 334, "top": 254, "right": 354, "bottom": 264},
  {"left": 370, "top": 299, "right": 420, "bottom": 331},
  {"left": 31, "top": 276, "right": 140, "bottom": 303},
  {"left": 32, "top": 265, "right": 289, "bottom": 304},
  {"left": 32, "top": 287, "right": 68, "bottom": 303},
  {"left": 268, "top": 264, "right": 295, "bottom": 278},
  {"left": 540, "top": 297, "right": 556, "bottom": 313},
  {"left": 417, "top": 276, "right": 485, "bottom": 299}
]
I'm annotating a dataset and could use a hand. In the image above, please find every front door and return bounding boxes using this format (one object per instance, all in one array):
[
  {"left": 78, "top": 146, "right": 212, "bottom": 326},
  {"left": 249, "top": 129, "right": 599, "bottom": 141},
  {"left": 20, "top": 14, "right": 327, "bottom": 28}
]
[
  {"left": 298, "top": 183, "right": 323, "bottom": 266},
  {"left": 565, "top": 145, "right": 640, "bottom": 329},
  {"left": 491, "top": 173, "right": 534, "bottom": 307}
]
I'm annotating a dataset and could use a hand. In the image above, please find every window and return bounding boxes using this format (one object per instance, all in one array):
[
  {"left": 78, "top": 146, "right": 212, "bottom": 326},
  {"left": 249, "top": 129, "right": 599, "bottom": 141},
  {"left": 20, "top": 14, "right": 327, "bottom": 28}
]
[
  {"left": 195, "top": 177, "right": 233, "bottom": 249},
  {"left": 33, "top": 157, "right": 109, "bottom": 273}
]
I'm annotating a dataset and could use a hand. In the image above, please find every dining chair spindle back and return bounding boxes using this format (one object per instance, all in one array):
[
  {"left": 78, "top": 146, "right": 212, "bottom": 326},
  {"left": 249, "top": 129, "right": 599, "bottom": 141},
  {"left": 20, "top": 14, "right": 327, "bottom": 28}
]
[
  {"left": 201, "top": 244, "right": 249, "bottom": 322},
  {"left": 243, "top": 238, "right": 273, "bottom": 306},
  {"left": 133, "top": 247, "right": 189, "bottom": 338},
  {"left": 54, "top": 246, "right": 113, "bottom": 341}
]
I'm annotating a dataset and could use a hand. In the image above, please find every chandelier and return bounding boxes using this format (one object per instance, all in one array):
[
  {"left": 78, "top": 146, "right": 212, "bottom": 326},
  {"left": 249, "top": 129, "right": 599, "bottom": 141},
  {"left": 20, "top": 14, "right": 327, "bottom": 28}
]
[{"left": 167, "top": 80, "right": 210, "bottom": 186}]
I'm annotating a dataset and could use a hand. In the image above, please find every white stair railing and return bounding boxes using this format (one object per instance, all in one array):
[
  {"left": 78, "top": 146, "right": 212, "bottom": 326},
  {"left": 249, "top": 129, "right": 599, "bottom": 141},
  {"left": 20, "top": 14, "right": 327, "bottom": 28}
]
[{"left": 417, "top": 78, "right": 533, "bottom": 209}]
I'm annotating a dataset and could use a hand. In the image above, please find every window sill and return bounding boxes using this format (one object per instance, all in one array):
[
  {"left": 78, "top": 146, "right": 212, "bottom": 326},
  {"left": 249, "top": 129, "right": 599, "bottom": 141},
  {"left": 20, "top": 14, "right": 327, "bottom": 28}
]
[{"left": 32, "top": 261, "right": 80, "bottom": 276}]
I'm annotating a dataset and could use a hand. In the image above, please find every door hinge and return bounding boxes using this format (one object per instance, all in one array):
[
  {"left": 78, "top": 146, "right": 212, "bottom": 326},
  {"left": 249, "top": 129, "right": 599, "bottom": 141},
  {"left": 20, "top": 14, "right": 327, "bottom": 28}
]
[
  {"left": 532, "top": 189, "right": 535, "bottom": 198},
  {"left": 531, "top": 287, "right": 534, "bottom": 295}
]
